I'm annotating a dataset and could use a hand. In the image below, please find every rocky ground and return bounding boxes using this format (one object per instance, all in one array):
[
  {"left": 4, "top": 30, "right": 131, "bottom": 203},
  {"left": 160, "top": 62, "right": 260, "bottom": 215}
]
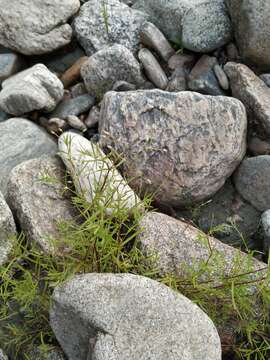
[{"left": 0, "top": 0, "right": 270, "bottom": 359}]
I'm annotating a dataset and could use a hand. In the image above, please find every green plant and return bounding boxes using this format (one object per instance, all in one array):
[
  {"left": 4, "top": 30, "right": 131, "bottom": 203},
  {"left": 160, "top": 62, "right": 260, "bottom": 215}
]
[{"left": 101, "top": 1, "right": 109, "bottom": 35}]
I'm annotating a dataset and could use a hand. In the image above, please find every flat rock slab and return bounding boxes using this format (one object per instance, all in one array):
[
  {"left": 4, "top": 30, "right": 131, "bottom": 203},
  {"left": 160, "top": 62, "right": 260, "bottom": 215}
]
[
  {"left": 0, "top": 118, "right": 57, "bottom": 195},
  {"left": 0, "top": 0, "right": 80, "bottom": 55},
  {"left": 0, "top": 64, "right": 64, "bottom": 116},
  {"left": 6, "top": 156, "right": 77, "bottom": 254},
  {"left": 0, "top": 191, "right": 16, "bottom": 265},
  {"left": 99, "top": 90, "right": 247, "bottom": 207},
  {"left": 74, "top": 0, "right": 148, "bottom": 55},
  {"left": 50, "top": 273, "right": 221, "bottom": 360}
]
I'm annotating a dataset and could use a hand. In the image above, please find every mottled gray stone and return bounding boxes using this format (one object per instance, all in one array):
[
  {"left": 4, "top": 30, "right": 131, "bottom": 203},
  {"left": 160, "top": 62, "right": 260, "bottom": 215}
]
[
  {"left": 225, "top": 62, "right": 270, "bottom": 136},
  {"left": 138, "top": 48, "right": 168, "bottom": 89},
  {"left": 226, "top": 0, "right": 270, "bottom": 68},
  {"left": 261, "top": 210, "right": 270, "bottom": 254},
  {"left": 133, "top": 0, "right": 231, "bottom": 52},
  {"left": 166, "top": 68, "right": 186, "bottom": 92},
  {"left": 0, "top": 118, "right": 57, "bottom": 195},
  {"left": 0, "top": 0, "right": 80, "bottom": 55},
  {"left": 6, "top": 156, "right": 77, "bottom": 254},
  {"left": 74, "top": 0, "right": 148, "bottom": 55},
  {"left": 168, "top": 53, "right": 196, "bottom": 71},
  {"left": 234, "top": 156, "right": 270, "bottom": 212},
  {"left": 70, "top": 82, "right": 87, "bottom": 98},
  {"left": 248, "top": 137, "right": 270, "bottom": 156},
  {"left": 260, "top": 74, "right": 270, "bottom": 88},
  {"left": 66, "top": 115, "right": 87, "bottom": 132},
  {"left": 99, "top": 90, "right": 247, "bottom": 207},
  {"left": 188, "top": 55, "right": 225, "bottom": 96},
  {"left": 0, "top": 64, "right": 64, "bottom": 116},
  {"left": 81, "top": 44, "right": 145, "bottom": 99},
  {"left": 50, "top": 273, "right": 221, "bottom": 360},
  {"left": 0, "top": 191, "right": 16, "bottom": 266},
  {"left": 50, "top": 94, "right": 95, "bottom": 119},
  {"left": 0, "top": 52, "right": 25, "bottom": 84}
]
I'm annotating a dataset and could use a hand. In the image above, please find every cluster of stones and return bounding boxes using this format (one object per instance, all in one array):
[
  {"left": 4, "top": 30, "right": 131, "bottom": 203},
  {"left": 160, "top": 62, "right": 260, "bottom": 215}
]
[{"left": 1, "top": 0, "right": 270, "bottom": 359}]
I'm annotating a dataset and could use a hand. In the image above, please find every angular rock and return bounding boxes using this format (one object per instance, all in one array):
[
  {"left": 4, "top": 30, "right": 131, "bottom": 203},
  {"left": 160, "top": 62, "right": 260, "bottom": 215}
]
[
  {"left": 0, "top": 64, "right": 64, "bottom": 116},
  {"left": 0, "top": 52, "right": 25, "bottom": 84},
  {"left": 0, "top": 118, "right": 57, "bottom": 195},
  {"left": 0, "top": 191, "right": 16, "bottom": 265},
  {"left": 74, "top": 0, "right": 148, "bottom": 55},
  {"left": 50, "top": 94, "right": 95, "bottom": 119},
  {"left": 225, "top": 62, "right": 270, "bottom": 136},
  {"left": 234, "top": 155, "right": 270, "bottom": 212},
  {"left": 188, "top": 55, "right": 224, "bottom": 96},
  {"left": 6, "top": 156, "right": 77, "bottom": 254},
  {"left": 81, "top": 44, "right": 145, "bottom": 99},
  {"left": 99, "top": 90, "right": 247, "bottom": 207},
  {"left": 50, "top": 273, "right": 221, "bottom": 360},
  {"left": 138, "top": 48, "right": 168, "bottom": 89},
  {"left": 226, "top": 0, "right": 270, "bottom": 68},
  {"left": 58, "top": 132, "right": 143, "bottom": 215},
  {"left": 0, "top": 0, "right": 80, "bottom": 55},
  {"left": 133, "top": 0, "right": 231, "bottom": 52}
]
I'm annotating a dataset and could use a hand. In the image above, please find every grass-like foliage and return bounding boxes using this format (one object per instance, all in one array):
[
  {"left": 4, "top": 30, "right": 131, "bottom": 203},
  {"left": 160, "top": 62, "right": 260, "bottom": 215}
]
[{"left": 0, "top": 144, "right": 270, "bottom": 359}]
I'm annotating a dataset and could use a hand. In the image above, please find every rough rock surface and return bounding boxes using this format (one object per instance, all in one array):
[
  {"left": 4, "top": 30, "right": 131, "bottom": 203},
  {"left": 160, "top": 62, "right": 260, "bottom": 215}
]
[
  {"left": 50, "top": 273, "right": 221, "bottom": 360},
  {"left": 74, "top": 0, "right": 148, "bottom": 55},
  {"left": 0, "top": 191, "right": 16, "bottom": 266},
  {"left": 234, "top": 156, "right": 270, "bottom": 212},
  {"left": 261, "top": 210, "right": 270, "bottom": 254},
  {"left": 99, "top": 90, "right": 247, "bottom": 207},
  {"left": 226, "top": 0, "right": 270, "bottom": 68},
  {"left": 133, "top": 0, "right": 231, "bottom": 52},
  {"left": 6, "top": 156, "right": 77, "bottom": 254},
  {"left": 0, "top": 0, "right": 80, "bottom": 55},
  {"left": 50, "top": 94, "right": 95, "bottom": 119},
  {"left": 81, "top": 45, "right": 145, "bottom": 98},
  {"left": 0, "top": 64, "right": 64, "bottom": 116},
  {"left": 225, "top": 62, "right": 270, "bottom": 136},
  {"left": 58, "top": 132, "right": 143, "bottom": 215},
  {"left": 0, "top": 52, "right": 25, "bottom": 84}
]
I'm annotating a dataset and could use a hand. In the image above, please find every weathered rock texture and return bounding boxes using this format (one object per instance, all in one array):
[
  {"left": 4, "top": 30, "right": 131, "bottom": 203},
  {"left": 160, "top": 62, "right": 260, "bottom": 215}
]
[
  {"left": 99, "top": 90, "right": 247, "bottom": 207},
  {"left": 0, "top": 191, "right": 16, "bottom": 265},
  {"left": 6, "top": 156, "right": 77, "bottom": 254},
  {"left": 50, "top": 273, "right": 221, "bottom": 360},
  {"left": 0, "top": 0, "right": 80, "bottom": 55}
]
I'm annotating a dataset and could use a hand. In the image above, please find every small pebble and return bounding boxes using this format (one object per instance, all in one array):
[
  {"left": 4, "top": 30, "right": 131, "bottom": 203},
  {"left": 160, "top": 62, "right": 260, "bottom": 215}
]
[
  {"left": 213, "top": 64, "right": 230, "bottom": 90},
  {"left": 60, "top": 56, "right": 88, "bottom": 88},
  {"left": 66, "top": 115, "right": 87, "bottom": 132},
  {"left": 85, "top": 106, "right": 100, "bottom": 128}
]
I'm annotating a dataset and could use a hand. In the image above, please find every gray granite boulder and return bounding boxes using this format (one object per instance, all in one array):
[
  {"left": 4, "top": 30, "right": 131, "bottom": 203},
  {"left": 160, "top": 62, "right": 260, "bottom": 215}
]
[
  {"left": 234, "top": 156, "right": 270, "bottom": 212},
  {"left": 0, "top": 191, "right": 16, "bottom": 266},
  {"left": 50, "top": 273, "right": 221, "bottom": 360},
  {"left": 0, "top": 64, "right": 64, "bottom": 116},
  {"left": 0, "top": 0, "right": 80, "bottom": 55},
  {"left": 0, "top": 118, "right": 57, "bottom": 195},
  {"left": 6, "top": 156, "right": 77, "bottom": 254},
  {"left": 74, "top": 0, "right": 148, "bottom": 55},
  {"left": 81, "top": 44, "right": 145, "bottom": 99},
  {"left": 99, "top": 90, "right": 247, "bottom": 207}
]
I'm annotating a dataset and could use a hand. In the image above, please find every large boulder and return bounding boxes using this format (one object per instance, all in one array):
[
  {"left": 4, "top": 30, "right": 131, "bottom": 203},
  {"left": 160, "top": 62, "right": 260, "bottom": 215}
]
[
  {"left": 6, "top": 156, "right": 77, "bottom": 254},
  {"left": 225, "top": 62, "right": 270, "bottom": 136},
  {"left": 0, "top": 118, "right": 57, "bottom": 195},
  {"left": 99, "top": 90, "right": 247, "bottom": 207},
  {"left": 133, "top": 0, "right": 232, "bottom": 52},
  {"left": 226, "top": 0, "right": 270, "bottom": 68},
  {"left": 73, "top": 0, "right": 148, "bottom": 55},
  {"left": 0, "top": 64, "right": 64, "bottom": 116},
  {"left": 50, "top": 273, "right": 221, "bottom": 360},
  {"left": 0, "top": 0, "right": 80, "bottom": 55}
]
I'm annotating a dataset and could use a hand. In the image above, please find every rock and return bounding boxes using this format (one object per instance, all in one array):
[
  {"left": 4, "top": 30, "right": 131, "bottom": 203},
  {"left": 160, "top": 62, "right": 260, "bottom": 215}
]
[
  {"left": 213, "top": 64, "right": 229, "bottom": 90},
  {"left": 261, "top": 210, "right": 270, "bottom": 254},
  {"left": 225, "top": 42, "right": 240, "bottom": 62},
  {"left": 6, "top": 156, "right": 77, "bottom": 254},
  {"left": 133, "top": 0, "right": 231, "bottom": 52},
  {"left": 70, "top": 82, "right": 87, "bottom": 98},
  {"left": 168, "top": 53, "right": 196, "bottom": 71},
  {"left": 50, "top": 94, "right": 95, "bottom": 119},
  {"left": 0, "top": 118, "right": 57, "bottom": 194},
  {"left": 0, "top": 64, "right": 64, "bottom": 116},
  {"left": 112, "top": 81, "right": 137, "bottom": 92},
  {"left": 99, "top": 90, "right": 247, "bottom": 207},
  {"left": 85, "top": 106, "right": 100, "bottom": 128},
  {"left": 58, "top": 132, "right": 143, "bottom": 215},
  {"left": 226, "top": 0, "right": 270, "bottom": 68},
  {"left": 0, "top": 52, "right": 25, "bottom": 84},
  {"left": 0, "top": 191, "right": 16, "bottom": 266},
  {"left": 140, "top": 22, "right": 175, "bottom": 62},
  {"left": 50, "top": 273, "right": 221, "bottom": 360},
  {"left": 225, "top": 62, "right": 270, "bottom": 136},
  {"left": 234, "top": 155, "right": 270, "bottom": 212},
  {"left": 248, "top": 137, "right": 270, "bottom": 156},
  {"left": 138, "top": 48, "right": 168, "bottom": 89},
  {"left": 74, "top": 0, "right": 148, "bottom": 55},
  {"left": 40, "top": 117, "right": 69, "bottom": 135},
  {"left": 61, "top": 56, "right": 89, "bottom": 88},
  {"left": 81, "top": 44, "right": 145, "bottom": 99},
  {"left": 0, "top": 110, "right": 9, "bottom": 122},
  {"left": 0, "top": 0, "right": 80, "bottom": 55},
  {"left": 260, "top": 74, "right": 270, "bottom": 88},
  {"left": 166, "top": 68, "right": 186, "bottom": 92},
  {"left": 66, "top": 115, "right": 87, "bottom": 132},
  {"left": 0, "top": 349, "right": 8, "bottom": 360},
  {"left": 188, "top": 55, "right": 225, "bottom": 96},
  {"left": 26, "top": 347, "right": 66, "bottom": 360}
]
